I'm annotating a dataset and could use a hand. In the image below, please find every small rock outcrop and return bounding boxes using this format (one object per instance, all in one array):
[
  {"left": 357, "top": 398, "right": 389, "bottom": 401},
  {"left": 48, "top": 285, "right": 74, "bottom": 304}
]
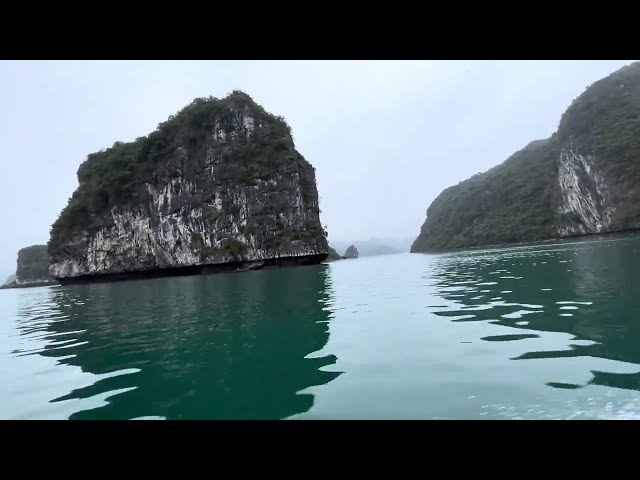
[
  {"left": 2, "top": 245, "right": 57, "bottom": 289},
  {"left": 48, "top": 91, "right": 328, "bottom": 284},
  {"left": 325, "top": 246, "right": 343, "bottom": 262},
  {"left": 412, "top": 61, "right": 640, "bottom": 252},
  {"left": 343, "top": 245, "right": 359, "bottom": 259}
]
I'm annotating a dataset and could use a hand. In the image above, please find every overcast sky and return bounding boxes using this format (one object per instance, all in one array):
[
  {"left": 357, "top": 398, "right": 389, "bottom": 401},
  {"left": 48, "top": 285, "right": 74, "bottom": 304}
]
[{"left": 0, "top": 60, "right": 634, "bottom": 277}]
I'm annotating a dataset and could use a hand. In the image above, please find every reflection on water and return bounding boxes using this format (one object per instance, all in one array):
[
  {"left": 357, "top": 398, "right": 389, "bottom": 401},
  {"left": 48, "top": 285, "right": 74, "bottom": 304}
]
[
  {"left": 6, "top": 265, "right": 340, "bottom": 420},
  {"left": 289, "top": 234, "right": 640, "bottom": 420},
  {"left": 429, "top": 234, "right": 640, "bottom": 393}
]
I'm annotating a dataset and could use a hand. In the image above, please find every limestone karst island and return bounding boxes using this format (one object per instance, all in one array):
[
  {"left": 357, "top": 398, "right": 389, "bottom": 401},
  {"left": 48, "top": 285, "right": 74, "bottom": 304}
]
[{"left": 47, "top": 91, "right": 328, "bottom": 285}]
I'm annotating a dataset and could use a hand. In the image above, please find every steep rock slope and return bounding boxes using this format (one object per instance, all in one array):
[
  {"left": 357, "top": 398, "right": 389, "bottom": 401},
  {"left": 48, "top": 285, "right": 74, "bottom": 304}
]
[
  {"left": 412, "top": 61, "right": 640, "bottom": 252},
  {"left": 49, "top": 91, "right": 328, "bottom": 282}
]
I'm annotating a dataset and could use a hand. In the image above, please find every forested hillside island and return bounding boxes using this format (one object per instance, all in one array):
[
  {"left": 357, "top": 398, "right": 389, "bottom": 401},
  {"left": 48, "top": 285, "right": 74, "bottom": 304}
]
[
  {"left": 1, "top": 245, "right": 57, "bottom": 289},
  {"left": 412, "top": 62, "right": 640, "bottom": 252}
]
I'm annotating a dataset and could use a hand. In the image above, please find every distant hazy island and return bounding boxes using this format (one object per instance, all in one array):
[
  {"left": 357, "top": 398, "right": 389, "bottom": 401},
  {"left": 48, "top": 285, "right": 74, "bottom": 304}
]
[
  {"left": 47, "top": 91, "right": 329, "bottom": 284},
  {"left": 324, "top": 244, "right": 359, "bottom": 262},
  {"left": 1, "top": 245, "right": 57, "bottom": 289},
  {"left": 330, "top": 237, "right": 412, "bottom": 257},
  {"left": 323, "top": 238, "right": 406, "bottom": 263},
  {"left": 343, "top": 245, "right": 359, "bottom": 259},
  {"left": 412, "top": 61, "right": 640, "bottom": 253}
]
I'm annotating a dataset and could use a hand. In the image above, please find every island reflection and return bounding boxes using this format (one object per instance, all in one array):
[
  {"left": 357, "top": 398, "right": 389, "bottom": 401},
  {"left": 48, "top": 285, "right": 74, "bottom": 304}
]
[{"left": 14, "top": 264, "right": 341, "bottom": 420}]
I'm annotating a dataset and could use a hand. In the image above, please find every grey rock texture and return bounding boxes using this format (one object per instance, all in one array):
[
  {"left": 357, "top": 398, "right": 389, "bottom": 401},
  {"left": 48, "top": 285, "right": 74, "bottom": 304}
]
[
  {"left": 49, "top": 91, "right": 328, "bottom": 281},
  {"left": 556, "top": 148, "right": 614, "bottom": 236}
]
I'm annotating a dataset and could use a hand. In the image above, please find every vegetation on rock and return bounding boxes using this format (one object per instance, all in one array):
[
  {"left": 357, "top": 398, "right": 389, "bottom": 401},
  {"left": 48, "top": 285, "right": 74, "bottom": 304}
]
[{"left": 412, "top": 139, "right": 560, "bottom": 252}]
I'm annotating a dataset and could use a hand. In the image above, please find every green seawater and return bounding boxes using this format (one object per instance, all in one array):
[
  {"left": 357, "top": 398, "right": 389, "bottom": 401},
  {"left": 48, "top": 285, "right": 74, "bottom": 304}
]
[{"left": 3, "top": 233, "right": 640, "bottom": 420}]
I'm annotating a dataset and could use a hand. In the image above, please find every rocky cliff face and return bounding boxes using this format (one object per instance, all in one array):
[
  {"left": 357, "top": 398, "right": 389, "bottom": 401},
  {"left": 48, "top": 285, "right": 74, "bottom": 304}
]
[
  {"left": 49, "top": 92, "right": 328, "bottom": 282},
  {"left": 556, "top": 148, "right": 614, "bottom": 236},
  {"left": 412, "top": 61, "right": 640, "bottom": 252}
]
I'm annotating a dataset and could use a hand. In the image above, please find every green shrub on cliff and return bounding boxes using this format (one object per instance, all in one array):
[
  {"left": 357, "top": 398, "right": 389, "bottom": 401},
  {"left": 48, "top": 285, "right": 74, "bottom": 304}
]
[{"left": 222, "top": 238, "right": 247, "bottom": 260}]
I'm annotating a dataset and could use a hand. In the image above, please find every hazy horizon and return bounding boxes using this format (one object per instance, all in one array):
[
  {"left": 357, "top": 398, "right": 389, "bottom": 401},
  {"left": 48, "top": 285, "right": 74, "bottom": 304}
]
[{"left": 0, "top": 60, "right": 634, "bottom": 277}]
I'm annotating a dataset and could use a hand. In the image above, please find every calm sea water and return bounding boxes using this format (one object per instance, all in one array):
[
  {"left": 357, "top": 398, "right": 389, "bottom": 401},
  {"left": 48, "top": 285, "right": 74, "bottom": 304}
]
[{"left": 3, "top": 233, "right": 640, "bottom": 420}]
